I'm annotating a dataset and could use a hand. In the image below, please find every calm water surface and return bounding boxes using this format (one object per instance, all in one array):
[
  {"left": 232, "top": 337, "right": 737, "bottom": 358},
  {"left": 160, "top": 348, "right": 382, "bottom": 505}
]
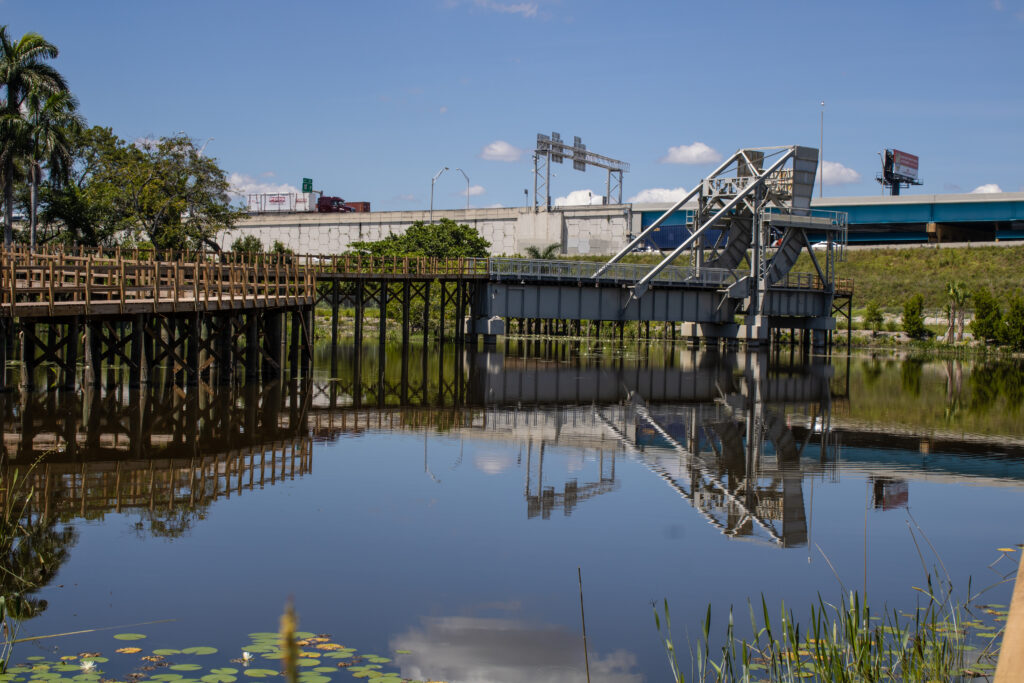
[{"left": 3, "top": 343, "right": 1022, "bottom": 682}]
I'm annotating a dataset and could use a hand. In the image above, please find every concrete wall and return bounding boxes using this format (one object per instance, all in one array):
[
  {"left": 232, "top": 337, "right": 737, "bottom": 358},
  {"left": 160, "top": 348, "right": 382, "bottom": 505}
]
[{"left": 217, "top": 204, "right": 633, "bottom": 256}]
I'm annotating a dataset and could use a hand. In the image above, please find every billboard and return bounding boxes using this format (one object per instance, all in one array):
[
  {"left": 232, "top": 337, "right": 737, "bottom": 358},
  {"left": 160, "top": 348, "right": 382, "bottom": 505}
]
[{"left": 891, "top": 149, "right": 919, "bottom": 181}]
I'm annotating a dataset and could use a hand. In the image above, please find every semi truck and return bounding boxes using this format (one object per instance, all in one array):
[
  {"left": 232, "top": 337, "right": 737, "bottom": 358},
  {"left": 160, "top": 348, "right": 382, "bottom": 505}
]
[{"left": 246, "top": 192, "right": 370, "bottom": 214}]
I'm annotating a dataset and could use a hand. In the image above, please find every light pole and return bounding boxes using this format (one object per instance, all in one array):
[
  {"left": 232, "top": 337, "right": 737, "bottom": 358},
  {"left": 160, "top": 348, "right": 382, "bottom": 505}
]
[
  {"left": 819, "top": 100, "right": 825, "bottom": 198},
  {"left": 430, "top": 166, "right": 448, "bottom": 223},
  {"left": 455, "top": 168, "right": 470, "bottom": 210}
]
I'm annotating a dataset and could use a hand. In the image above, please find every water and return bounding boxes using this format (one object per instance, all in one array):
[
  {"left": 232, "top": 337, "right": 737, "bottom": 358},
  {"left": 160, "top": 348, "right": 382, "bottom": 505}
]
[{"left": 2, "top": 344, "right": 1022, "bottom": 682}]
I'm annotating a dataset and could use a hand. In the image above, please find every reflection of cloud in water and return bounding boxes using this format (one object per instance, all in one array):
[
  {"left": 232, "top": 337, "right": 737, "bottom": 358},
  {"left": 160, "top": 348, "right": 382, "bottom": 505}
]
[
  {"left": 473, "top": 453, "right": 515, "bottom": 475},
  {"left": 390, "top": 616, "right": 641, "bottom": 682}
]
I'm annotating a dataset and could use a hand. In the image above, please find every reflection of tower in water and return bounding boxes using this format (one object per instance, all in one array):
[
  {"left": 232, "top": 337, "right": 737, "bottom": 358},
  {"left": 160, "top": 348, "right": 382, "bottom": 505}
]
[{"left": 524, "top": 441, "right": 617, "bottom": 520}]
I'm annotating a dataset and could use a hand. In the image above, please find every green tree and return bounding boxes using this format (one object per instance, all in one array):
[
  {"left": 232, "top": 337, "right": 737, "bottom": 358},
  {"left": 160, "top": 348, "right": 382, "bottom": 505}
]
[
  {"left": 231, "top": 234, "right": 263, "bottom": 255},
  {"left": 38, "top": 126, "right": 126, "bottom": 247},
  {"left": 349, "top": 218, "right": 490, "bottom": 258},
  {"left": 0, "top": 26, "right": 69, "bottom": 245},
  {"left": 39, "top": 128, "right": 242, "bottom": 250},
  {"left": 970, "top": 287, "right": 1003, "bottom": 343},
  {"left": 524, "top": 242, "right": 560, "bottom": 259},
  {"left": 25, "top": 89, "right": 84, "bottom": 249},
  {"left": 901, "top": 293, "right": 929, "bottom": 340},
  {"left": 1001, "top": 295, "right": 1024, "bottom": 349},
  {"left": 863, "top": 300, "right": 883, "bottom": 335},
  {"left": 943, "top": 281, "right": 968, "bottom": 343}
]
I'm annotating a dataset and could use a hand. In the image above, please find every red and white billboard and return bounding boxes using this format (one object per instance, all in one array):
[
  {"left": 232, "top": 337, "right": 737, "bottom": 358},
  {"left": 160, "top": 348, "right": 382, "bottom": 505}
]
[{"left": 892, "top": 150, "right": 919, "bottom": 180}]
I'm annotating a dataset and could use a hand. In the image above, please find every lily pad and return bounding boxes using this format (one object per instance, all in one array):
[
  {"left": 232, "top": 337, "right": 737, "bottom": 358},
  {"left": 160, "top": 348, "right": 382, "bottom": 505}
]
[
  {"left": 115, "top": 648, "right": 142, "bottom": 655},
  {"left": 181, "top": 647, "right": 218, "bottom": 656},
  {"left": 292, "top": 633, "right": 315, "bottom": 640},
  {"left": 393, "top": 650, "right": 411, "bottom": 655},
  {"left": 201, "top": 676, "right": 236, "bottom": 683},
  {"left": 294, "top": 676, "right": 329, "bottom": 683},
  {"left": 169, "top": 665, "right": 203, "bottom": 672},
  {"left": 79, "top": 658, "right": 107, "bottom": 664},
  {"left": 149, "top": 675, "right": 184, "bottom": 681},
  {"left": 240, "top": 645, "right": 277, "bottom": 654},
  {"left": 114, "top": 634, "right": 147, "bottom": 641},
  {"left": 154, "top": 649, "right": 183, "bottom": 656},
  {"left": 53, "top": 666, "right": 81, "bottom": 673},
  {"left": 247, "top": 633, "right": 279, "bottom": 640},
  {"left": 295, "top": 660, "right": 320, "bottom": 667},
  {"left": 241, "top": 672, "right": 279, "bottom": 679},
  {"left": 312, "top": 668, "right": 335, "bottom": 674}
]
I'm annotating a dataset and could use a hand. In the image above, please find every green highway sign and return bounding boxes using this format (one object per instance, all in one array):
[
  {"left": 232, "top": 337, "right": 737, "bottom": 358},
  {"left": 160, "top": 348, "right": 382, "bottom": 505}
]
[{"left": 302, "top": 178, "right": 313, "bottom": 193}]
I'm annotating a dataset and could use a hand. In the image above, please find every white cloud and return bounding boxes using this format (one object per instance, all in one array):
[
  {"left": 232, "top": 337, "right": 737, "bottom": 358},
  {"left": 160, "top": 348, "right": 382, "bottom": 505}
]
[
  {"left": 485, "top": 202, "right": 504, "bottom": 208},
  {"left": 472, "top": 0, "right": 538, "bottom": 17},
  {"left": 661, "top": 141, "right": 721, "bottom": 164},
  {"left": 396, "top": 193, "right": 417, "bottom": 202},
  {"left": 480, "top": 140, "right": 524, "bottom": 162},
  {"left": 971, "top": 183, "right": 1003, "bottom": 193},
  {"left": 816, "top": 160, "right": 861, "bottom": 186},
  {"left": 390, "top": 616, "right": 641, "bottom": 683},
  {"left": 463, "top": 185, "right": 486, "bottom": 197},
  {"left": 439, "top": 106, "right": 448, "bottom": 114},
  {"left": 228, "top": 172, "right": 300, "bottom": 199},
  {"left": 554, "top": 189, "right": 603, "bottom": 206},
  {"left": 628, "top": 187, "right": 690, "bottom": 203}
]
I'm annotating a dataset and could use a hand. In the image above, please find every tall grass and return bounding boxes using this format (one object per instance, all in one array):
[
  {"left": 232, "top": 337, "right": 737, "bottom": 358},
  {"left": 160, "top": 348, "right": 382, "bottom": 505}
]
[
  {"left": 656, "top": 527, "right": 1009, "bottom": 682},
  {"left": 656, "top": 586, "right": 1001, "bottom": 682}
]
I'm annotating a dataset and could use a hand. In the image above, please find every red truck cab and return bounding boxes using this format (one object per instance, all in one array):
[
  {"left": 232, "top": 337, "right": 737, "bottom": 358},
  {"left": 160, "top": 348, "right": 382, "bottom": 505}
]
[{"left": 317, "top": 196, "right": 355, "bottom": 213}]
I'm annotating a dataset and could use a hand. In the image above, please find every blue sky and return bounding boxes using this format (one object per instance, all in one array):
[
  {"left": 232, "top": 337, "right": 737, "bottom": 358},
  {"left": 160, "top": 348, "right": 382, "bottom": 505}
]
[{"left": 6, "top": 0, "right": 1023, "bottom": 209}]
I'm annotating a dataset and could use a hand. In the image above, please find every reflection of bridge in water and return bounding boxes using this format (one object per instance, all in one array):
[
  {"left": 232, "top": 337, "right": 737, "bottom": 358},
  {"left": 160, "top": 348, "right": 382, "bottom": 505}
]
[
  {"left": 1, "top": 382, "right": 313, "bottom": 527},
  {"left": 6, "top": 347, "right": 1023, "bottom": 546}
]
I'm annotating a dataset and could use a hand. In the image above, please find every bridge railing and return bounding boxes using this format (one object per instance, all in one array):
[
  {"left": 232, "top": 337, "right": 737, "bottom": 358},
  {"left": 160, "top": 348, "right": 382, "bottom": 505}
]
[
  {"left": 0, "top": 249, "right": 316, "bottom": 315},
  {"left": 772, "top": 271, "right": 853, "bottom": 295},
  {"left": 488, "top": 257, "right": 741, "bottom": 287},
  {"left": 308, "top": 254, "right": 490, "bottom": 278}
]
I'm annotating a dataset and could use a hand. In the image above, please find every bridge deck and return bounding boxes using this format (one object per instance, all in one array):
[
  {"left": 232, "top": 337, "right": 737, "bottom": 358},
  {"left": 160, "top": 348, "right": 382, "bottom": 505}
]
[{"left": 0, "top": 248, "right": 849, "bottom": 320}]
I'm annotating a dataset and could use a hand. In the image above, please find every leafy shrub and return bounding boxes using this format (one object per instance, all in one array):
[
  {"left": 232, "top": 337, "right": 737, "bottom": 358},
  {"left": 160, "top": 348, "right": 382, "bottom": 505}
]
[
  {"left": 902, "top": 294, "right": 929, "bottom": 340},
  {"left": 1002, "top": 295, "right": 1024, "bottom": 349},
  {"left": 864, "top": 300, "right": 884, "bottom": 334},
  {"left": 970, "top": 287, "right": 1003, "bottom": 342}
]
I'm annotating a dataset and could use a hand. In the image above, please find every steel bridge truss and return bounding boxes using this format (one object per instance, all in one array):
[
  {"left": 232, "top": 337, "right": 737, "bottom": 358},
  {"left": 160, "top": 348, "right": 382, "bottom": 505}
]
[{"left": 596, "top": 146, "right": 848, "bottom": 315}]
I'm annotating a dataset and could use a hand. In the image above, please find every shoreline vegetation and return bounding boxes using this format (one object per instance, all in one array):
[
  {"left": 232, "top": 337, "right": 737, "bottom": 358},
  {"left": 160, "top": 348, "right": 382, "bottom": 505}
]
[{"left": 655, "top": 542, "right": 1020, "bottom": 682}]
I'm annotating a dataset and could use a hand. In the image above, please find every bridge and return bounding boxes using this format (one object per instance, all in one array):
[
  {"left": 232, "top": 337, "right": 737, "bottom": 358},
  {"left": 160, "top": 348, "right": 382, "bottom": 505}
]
[
  {"left": 0, "top": 144, "right": 850, "bottom": 391},
  {"left": 815, "top": 191, "right": 1024, "bottom": 243}
]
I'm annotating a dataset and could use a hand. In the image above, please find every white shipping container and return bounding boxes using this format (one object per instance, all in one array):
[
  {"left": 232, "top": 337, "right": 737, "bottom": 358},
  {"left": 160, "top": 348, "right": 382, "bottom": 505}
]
[{"left": 247, "top": 192, "right": 318, "bottom": 213}]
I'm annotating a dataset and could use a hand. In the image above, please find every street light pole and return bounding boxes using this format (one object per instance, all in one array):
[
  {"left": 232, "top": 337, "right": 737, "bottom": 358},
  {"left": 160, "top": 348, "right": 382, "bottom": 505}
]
[
  {"left": 455, "top": 168, "right": 470, "bottom": 210},
  {"left": 430, "top": 166, "right": 448, "bottom": 223},
  {"left": 819, "top": 100, "right": 825, "bottom": 198}
]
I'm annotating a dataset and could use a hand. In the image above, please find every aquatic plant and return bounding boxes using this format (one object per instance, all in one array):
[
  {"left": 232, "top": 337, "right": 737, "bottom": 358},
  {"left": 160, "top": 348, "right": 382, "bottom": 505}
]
[{"left": 655, "top": 541, "right": 1016, "bottom": 682}]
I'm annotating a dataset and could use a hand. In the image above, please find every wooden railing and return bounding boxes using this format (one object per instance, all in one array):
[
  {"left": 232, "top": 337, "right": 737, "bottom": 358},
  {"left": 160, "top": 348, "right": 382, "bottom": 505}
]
[
  {"left": 0, "top": 247, "right": 854, "bottom": 316},
  {"left": 0, "top": 248, "right": 316, "bottom": 315},
  {"left": 308, "top": 254, "right": 490, "bottom": 278}
]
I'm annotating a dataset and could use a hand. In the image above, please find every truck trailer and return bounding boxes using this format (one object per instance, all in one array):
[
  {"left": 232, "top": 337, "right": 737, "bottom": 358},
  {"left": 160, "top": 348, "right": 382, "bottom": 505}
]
[{"left": 246, "top": 192, "right": 371, "bottom": 214}]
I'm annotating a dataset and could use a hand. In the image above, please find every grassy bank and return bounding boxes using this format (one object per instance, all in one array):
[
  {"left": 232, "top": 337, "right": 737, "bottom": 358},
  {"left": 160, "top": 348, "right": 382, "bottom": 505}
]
[{"left": 540, "top": 244, "right": 1024, "bottom": 315}]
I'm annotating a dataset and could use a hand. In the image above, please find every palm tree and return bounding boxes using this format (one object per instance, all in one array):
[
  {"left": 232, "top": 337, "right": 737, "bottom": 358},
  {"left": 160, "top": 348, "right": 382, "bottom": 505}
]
[
  {"left": 25, "top": 89, "right": 83, "bottom": 249},
  {"left": 945, "top": 281, "right": 968, "bottom": 344},
  {"left": 525, "top": 242, "right": 561, "bottom": 259},
  {"left": 0, "top": 27, "right": 69, "bottom": 246}
]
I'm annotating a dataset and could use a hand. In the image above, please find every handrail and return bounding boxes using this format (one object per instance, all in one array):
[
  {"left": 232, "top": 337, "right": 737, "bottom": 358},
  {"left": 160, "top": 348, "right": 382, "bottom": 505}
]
[{"left": 0, "top": 247, "right": 852, "bottom": 317}]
